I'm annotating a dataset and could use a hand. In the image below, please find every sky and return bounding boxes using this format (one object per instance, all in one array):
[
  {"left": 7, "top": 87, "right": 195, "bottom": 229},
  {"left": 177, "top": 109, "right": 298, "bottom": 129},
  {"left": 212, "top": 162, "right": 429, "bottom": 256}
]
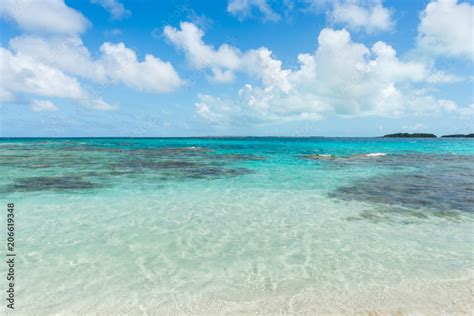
[{"left": 0, "top": 0, "right": 473, "bottom": 137}]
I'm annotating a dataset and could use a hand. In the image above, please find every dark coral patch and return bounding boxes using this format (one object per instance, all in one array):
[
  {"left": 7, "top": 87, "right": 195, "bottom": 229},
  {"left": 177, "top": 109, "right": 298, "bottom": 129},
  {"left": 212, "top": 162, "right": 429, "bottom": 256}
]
[
  {"left": 8, "top": 176, "right": 98, "bottom": 192},
  {"left": 183, "top": 167, "right": 254, "bottom": 179},
  {"left": 331, "top": 170, "right": 474, "bottom": 213},
  {"left": 300, "top": 154, "right": 336, "bottom": 160}
]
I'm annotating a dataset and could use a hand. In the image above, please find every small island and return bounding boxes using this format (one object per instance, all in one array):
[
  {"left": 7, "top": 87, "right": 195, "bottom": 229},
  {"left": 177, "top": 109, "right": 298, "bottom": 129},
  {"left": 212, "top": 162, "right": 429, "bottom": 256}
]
[
  {"left": 441, "top": 134, "right": 474, "bottom": 138},
  {"left": 383, "top": 133, "right": 437, "bottom": 138}
]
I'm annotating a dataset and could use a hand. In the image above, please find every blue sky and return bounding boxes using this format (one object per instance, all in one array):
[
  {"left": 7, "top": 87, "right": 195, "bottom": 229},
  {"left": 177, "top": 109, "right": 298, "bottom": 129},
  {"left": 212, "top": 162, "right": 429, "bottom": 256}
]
[{"left": 0, "top": 0, "right": 473, "bottom": 137}]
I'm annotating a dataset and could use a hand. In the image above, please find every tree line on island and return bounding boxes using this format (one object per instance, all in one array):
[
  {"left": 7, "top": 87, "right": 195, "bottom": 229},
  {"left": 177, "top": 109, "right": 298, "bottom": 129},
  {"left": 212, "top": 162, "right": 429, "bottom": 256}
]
[{"left": 382, "top": 133, "right": 474, "bottom": 138}]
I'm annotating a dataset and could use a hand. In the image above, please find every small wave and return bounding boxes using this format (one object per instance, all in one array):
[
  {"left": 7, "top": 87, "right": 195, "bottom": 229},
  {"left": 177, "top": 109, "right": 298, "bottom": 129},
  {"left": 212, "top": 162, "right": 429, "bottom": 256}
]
[
  {"left": 182, "top": 146, "right": 214, "bottom": 153},
  {"left": 184, "top": 146, "right": 206, "bottom": 151},
  {"left": 348, "top": 153, "right": 387, "bottom": 159}
]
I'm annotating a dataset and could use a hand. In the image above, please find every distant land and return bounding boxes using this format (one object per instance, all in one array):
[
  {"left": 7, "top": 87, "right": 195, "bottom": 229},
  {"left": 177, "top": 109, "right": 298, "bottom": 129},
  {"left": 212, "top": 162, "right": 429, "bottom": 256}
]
[
  {"left": 441, "top": 134, "right": 474, "bottom": 138},
  {"left": 383, "top": 133, "right": 437, "bottom": 138},
  {"left": 382, "top": 133, "right": 473, "bottom": 138}
]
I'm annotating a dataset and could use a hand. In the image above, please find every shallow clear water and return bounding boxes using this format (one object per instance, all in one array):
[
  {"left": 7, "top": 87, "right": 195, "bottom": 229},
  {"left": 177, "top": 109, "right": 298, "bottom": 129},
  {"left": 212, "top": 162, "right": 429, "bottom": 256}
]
[{"left": 0, "top": 137, "right": 473, "bottom": 313}]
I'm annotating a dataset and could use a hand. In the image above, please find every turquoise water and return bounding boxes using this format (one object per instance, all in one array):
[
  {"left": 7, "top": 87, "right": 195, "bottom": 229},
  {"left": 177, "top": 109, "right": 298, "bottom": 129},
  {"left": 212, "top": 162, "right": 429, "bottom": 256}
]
[{"left": 0, "top": 137, "right": 473, "bottom": 313}]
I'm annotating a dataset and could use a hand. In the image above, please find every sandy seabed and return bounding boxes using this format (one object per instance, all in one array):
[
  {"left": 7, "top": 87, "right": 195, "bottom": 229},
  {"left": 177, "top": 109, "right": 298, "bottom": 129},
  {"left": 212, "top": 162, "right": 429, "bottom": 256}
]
[{"left": 29, "top": 277, "right": 472, "bottom": 315}]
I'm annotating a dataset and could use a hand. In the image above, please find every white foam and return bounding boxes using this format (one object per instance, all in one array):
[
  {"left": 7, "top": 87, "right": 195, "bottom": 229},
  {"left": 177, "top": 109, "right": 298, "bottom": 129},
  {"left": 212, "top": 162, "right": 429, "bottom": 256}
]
[{"left": 364, "top": 153, "right": 387, "bottom": 157}]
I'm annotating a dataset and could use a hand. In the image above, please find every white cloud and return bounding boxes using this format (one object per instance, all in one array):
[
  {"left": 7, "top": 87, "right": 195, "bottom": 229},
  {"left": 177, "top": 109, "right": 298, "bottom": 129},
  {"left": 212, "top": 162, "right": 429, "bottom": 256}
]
[
  {"left": 164, "top": 22, "right": 241, "bottom": 73},
  {"left": 426, "top": 71, "right": 463, "bottom": 83},
  {"left": 9, "top": 36, "right": 184, "bottom": 93},
  {"left": 30, "top": 99, "right": 58, "bottom": 112},
  {"left": 0, "top": 46, "right": 113, "bottom": 110},
  {"left": 0, "top": 0, "right": 90, "bottom": 34},
  {"left": 91, "top": 0, "right": 130, "bottom": 20},
  {"left": 417, "top": 0, "right": 474, "bottom": 60},
  {"left": 164, "top": 22, "right": 290, "bottom": 87},
  {"left": 0, "top": 1, "right": 200, "bottom": 113},
  {"left": 99, "top": 42, "right": 184, "bottom": 93},
  {"left": 195, "top": 94, "right": 233, "bottom": 124},
  {"left": 0, "top": 47, "right": 85, "bottom": 101},
  {"left": 330, "top": 0, "right": 393, "bottom": 33},
  {"left": 10, "top": 36, "right": 106, "bottom": 82},
  {"left": 404, "top": 91, "right": 460, "bottom": 116},
  {"left": 227, "top": 0, "right": 280, "bottom": 21},
  {"left": 177, "top": 25, "right": 467, "bottom": 124}
]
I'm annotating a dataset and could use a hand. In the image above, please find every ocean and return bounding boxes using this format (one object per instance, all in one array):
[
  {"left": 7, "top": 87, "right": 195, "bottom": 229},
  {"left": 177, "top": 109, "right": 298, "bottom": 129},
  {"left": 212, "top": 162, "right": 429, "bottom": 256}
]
[{"left": 1, "top": 137, "right": 473, "bottom": 313}]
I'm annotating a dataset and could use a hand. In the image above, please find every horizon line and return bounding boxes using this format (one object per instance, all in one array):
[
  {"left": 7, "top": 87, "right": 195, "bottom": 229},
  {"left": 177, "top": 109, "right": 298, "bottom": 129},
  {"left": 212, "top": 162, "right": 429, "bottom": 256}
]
[{"left": 0, "top": 134, "right": 470, "bottom": 139}]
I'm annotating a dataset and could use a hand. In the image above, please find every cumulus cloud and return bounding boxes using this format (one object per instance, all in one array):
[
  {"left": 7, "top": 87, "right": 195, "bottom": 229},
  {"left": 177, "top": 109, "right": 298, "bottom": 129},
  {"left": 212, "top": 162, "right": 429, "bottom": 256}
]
[
  {"left": 0, "top": 47, "right": 85, "bottom": 101},
  {"left": 164, "top": 22, "right": 290, "bottom": 87},
  {"left": 0, "top": 0, "right": 90, "bottom": 34},
  {"left": 330, "top": 0, "right": 394, "bottom": 33},
  {"left": 167, "top": 24, "right": 466, "bottom": 124},
  {"left": 195, "top": 94, "right": 234, "bottom": 124},
  {"left": 227, "top": 0, "right": 280, "bottom": 21},
  {"left": 99, "top": 42, "right": 184, "bottom": 93},
  {"left": 0, "top": 46, "right": 113, "bottom": 110},
  {"left": 164, "top": 22, "right": 241, "bottom": 74},
  {"left": 417, "top": 0, "right": 474, "bottom": 60},
  {"left": 0, "top": 0, "right": 182, "bottom": 110},
  {"left": 10, "top": 36, "right": 106, "bottom": 82},
  {"left": 1, "top": 49, "right": 114, "bottom": 111},
  {"left": 91, "top": 0, "right": 130, "bottom": 20},
  {"left": 2, "top": 35, "right": 182, "bottom": 109},
  {"left": 7, "top": 35, "right": 184, "bottom": 94},
  {"left": 30, "top": 99, "right": 59, "bottom": 112}
]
